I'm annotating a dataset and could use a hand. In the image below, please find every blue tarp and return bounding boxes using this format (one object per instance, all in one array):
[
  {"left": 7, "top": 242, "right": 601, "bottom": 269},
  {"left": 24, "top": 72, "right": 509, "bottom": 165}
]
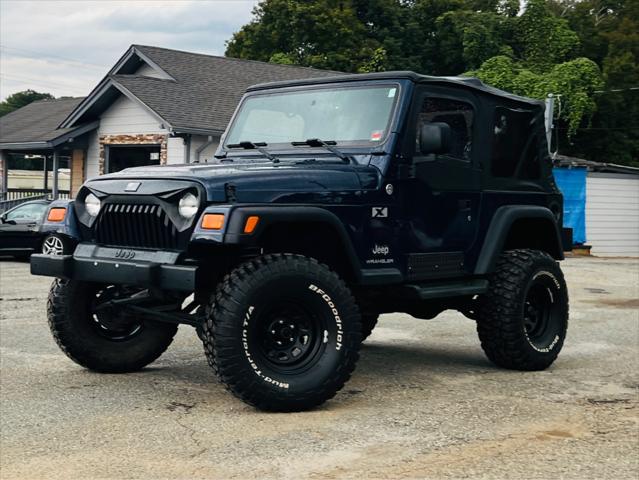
[{"left": 553, "top": 167, "right": 587, "bottom": 244}]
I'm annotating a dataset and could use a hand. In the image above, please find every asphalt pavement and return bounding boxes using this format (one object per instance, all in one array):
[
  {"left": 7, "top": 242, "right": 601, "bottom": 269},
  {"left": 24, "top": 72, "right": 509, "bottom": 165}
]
[{"left": 0, "top": 256, "right": 637, "bottom": 479}]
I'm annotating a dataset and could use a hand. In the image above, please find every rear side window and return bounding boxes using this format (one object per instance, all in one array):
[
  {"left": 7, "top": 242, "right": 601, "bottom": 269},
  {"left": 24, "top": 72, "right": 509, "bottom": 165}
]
[
  {"left": 492, "top": 107, "right": 538, "bottom": 177},
  {"left": 519, "top": 134, "right": 541, "bottom": 180},
  {"left": 416, "top": 97, "right": 474, "bottom": 160}
]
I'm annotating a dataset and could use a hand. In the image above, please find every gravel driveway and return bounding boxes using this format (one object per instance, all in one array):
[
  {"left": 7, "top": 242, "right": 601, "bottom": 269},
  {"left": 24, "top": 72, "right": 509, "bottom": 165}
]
[{"left": 1, "top": 256, "right": 637, "bottom": 479}]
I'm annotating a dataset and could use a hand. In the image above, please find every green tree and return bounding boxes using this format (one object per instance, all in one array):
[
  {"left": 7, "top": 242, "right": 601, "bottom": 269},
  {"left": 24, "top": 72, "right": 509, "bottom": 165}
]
[
  {"left": 226, "top": 0, "right": 380, "bottom": 72},
  {"left": 0, "top": 90, "right": 54, "bottom": 117},
  {"left": 557, "top": 0, "right": 638, "bottom": 165},
  {"left": 468, "top": 56, "right": 603, "bottom": 135},
  {"left": 225, "top": 0, "right": 638, "bottom": 165},
  {"left": 515, "top": 0, "right": 579, "bottom": 71},
  {"left": 468, "top": 1, "right": 603, "bottom": 136},
  {"left": 435, "top": 10, "right": 512, "bottom": 73},
  {"left": 226, "top": 0, "right": 479, "bottom": 74}
]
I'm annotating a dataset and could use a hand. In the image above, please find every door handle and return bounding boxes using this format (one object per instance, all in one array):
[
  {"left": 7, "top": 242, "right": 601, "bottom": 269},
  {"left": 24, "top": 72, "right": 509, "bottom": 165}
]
[{"left": 457, "top": 199, "right": 473, "bottom": 222}]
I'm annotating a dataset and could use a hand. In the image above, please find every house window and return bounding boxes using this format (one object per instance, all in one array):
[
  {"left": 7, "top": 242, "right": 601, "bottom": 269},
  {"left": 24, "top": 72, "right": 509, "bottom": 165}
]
[
  {"left": 107, "top": 145, "right": 161, "bottom": 173},
  {"left": 416, "top": 97, "right": 474, "bottom": 160}
]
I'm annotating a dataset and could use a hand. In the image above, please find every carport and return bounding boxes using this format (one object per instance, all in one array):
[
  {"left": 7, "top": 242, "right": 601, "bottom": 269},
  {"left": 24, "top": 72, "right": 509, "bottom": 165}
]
[{"left": 0, "top": 98, "right": 96, "bottom": 211}]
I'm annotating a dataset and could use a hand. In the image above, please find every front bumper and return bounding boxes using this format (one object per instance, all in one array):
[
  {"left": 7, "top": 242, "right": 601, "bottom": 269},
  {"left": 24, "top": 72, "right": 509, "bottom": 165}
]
[{"left": 30, "top": 244, "right": 197, "bottom": 292}]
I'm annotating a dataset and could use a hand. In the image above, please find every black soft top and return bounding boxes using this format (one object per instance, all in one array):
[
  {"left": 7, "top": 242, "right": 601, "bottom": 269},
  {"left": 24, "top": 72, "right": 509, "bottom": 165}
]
[{"left": 247, "top": 70, "right": 543, "bottom": 108}]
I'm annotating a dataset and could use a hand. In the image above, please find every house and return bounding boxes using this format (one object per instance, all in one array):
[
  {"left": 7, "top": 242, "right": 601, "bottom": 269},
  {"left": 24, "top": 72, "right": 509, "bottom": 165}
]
[
  {"left": 553, "top": 156, "right": 639, "bottom": 257},
  {"left": 0, "top": 45, "right": 341, "bottom": 202}
]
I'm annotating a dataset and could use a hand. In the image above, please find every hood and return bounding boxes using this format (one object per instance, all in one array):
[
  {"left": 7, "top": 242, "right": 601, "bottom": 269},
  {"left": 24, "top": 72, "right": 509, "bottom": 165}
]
[{"left": 90, "top": 160, "right": 381, "bottom": 203}]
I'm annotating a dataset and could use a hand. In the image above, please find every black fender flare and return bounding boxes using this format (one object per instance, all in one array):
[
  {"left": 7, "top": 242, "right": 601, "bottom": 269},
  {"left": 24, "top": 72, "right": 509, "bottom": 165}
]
[
  {"left": 224, "top": 206, "right": 364, "bottom": 280},
  {"left": 474, "top": 205, "right": 564, "bottom": 275}
]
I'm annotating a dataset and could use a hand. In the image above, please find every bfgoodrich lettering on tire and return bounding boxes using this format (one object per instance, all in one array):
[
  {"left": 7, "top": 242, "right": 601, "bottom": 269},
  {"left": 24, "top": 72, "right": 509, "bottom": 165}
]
[
  {"left": 477, "top": 249, "right": 569, "bottom": 371},
  {"left": 202, "top": 254, "right": 362, "bottom": 412}
]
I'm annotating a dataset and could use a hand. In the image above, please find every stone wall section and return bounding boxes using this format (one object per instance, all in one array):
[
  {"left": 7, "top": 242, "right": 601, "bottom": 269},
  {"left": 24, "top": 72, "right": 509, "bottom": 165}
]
[{"left": 98, "top": 134, "right": 167, "bottom": 175}]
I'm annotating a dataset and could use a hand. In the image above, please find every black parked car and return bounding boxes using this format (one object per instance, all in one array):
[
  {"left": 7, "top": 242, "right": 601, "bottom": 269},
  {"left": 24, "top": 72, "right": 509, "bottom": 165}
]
[{"left": 0, "top": 200, "right": 71, "bottom": 258}]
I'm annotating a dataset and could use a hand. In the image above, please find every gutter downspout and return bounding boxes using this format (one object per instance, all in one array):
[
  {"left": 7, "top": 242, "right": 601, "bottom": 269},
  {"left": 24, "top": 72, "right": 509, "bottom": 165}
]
[
  {"left": 195, "top": 135, "right": 217, "bottom": 163},
  {"left": 185, "top": 134, "right": 192, "bottom": 164}
]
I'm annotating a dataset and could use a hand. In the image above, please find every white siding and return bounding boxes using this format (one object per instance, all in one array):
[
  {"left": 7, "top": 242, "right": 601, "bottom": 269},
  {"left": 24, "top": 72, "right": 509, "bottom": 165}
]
[
  {"left": 586, "top": 173, "right": 639, "bottom": 257},
  {"left": 99, "top": 95, "right": 166, "bottom": 135},
  {"left": 166, "top": 137, "right": 186, "bottom": 164},
  {"left": 165, "top": 135, "right": 221, "bottom": 164},
  {"left": 85, "top": 95, "right": 169, "bottom": 177},
  {"left": 83, "top": 95, "right": 221, "bottom": 175}
]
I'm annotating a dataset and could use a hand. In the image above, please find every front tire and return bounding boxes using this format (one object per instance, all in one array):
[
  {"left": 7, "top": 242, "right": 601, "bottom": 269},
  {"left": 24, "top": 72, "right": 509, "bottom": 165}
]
[
  {"left": 477, "top": 249, "right": 569, "bottom": 371},
  {"left": 47, "top": 279, "right": 178, "bottom": 373},
  {"left": 203, "top": 254, "right": 362, "bottom": 412}
]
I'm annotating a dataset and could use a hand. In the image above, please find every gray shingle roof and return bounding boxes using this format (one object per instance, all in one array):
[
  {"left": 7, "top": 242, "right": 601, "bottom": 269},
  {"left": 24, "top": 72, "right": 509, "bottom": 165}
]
[
  {"left": 0, "top": 97, "right": 85, "bottom": 145},
  {"left": 111, "top": 45, "right": 344, "bottom": 133},
  {"left": 3, "top": 45, "right": 345, "bottom": 145}
]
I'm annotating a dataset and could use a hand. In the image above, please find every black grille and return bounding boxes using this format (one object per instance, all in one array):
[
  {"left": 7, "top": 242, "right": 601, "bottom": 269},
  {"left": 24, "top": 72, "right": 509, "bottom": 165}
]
[{"left": 94, "top": 203, "right": 179, "bottom": 249}]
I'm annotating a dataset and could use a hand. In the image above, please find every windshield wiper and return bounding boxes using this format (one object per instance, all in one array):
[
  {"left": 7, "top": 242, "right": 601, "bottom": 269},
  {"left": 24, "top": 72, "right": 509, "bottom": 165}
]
[
  {"left": 291, "top": 138, "right": 355, "bottom": 164},
  {"left": 227, "top": 141, "right": 280, "bottom": 163}
]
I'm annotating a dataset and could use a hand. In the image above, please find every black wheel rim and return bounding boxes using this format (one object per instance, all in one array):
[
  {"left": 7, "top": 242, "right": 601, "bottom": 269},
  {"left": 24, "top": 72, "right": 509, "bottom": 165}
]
[
  {"left": 523, "top": 276, "right": 561, "bottom": 349},
  {"left": 254, "top": 302, "right": 324, "bottom": 373},
  {"left": 90, "top": 286, "right": 143, "bottom": 341}
]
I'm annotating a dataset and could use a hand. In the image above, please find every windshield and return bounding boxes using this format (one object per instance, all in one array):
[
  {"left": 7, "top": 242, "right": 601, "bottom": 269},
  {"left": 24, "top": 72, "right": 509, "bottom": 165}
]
[{"left": 224, "top": 85, "right": 398, "bottom": 148}]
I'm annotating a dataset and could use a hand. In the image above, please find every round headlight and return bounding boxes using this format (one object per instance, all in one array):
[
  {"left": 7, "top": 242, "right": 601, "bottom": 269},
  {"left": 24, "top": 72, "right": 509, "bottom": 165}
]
[
  {"left": 178, "top": 193, "right": 199, "bottom": 219},
  {"left": 85, "top": 193, "right": 101, "bottom": 217}
]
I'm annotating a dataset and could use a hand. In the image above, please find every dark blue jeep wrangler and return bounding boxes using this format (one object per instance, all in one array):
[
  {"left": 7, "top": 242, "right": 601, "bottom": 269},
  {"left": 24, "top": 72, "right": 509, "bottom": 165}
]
[{"left": 31, "top": 72, "right": 570, "bottom": 411}]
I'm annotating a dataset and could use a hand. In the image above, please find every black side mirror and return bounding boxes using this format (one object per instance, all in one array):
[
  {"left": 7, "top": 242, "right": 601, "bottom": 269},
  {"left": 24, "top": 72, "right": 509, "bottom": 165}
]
[
  {"left": 419, "top": 122, "right": 451, "bottom": 155},
  {"left": 0, "top": 213, "right": 6, "bottom": 224}
]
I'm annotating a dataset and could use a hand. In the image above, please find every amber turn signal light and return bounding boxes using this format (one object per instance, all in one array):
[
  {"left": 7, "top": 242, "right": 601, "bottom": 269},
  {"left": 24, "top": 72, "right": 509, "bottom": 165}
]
[
  {"left": 47, "top": 208, "right": 66, "bottom": 222},
  {"left": 201, "top": 213, "right": 225, "bottom": 230},
  {"left": 244, "top": 216, "right": 259, "bottom": 234}
]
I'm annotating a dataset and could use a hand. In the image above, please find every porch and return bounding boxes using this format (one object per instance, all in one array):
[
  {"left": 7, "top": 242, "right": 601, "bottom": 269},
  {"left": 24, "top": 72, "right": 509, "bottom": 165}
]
[
  {"left": 0, "top": 97, "right": 94, "bottom": 212},
  {"left": 0, "top": 147, "right": 83, "bottom": 212}
]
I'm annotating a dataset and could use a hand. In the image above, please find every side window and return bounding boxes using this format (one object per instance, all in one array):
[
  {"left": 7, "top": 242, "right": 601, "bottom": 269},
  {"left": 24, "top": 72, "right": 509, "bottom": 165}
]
[
  {"left": 416, "top": 97, "right": 474, "bottom": 160},
  {"left": 6, "top": 203, "right": 47, "bottom": 221},
  {"left": 492, "top": 107, "right": 537, "bottom": 178}
]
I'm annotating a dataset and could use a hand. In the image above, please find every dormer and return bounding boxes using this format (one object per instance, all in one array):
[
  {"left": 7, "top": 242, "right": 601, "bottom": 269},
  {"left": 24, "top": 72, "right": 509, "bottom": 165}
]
[{"left": 110, "top": 46, "right": 174, "bottom": 80}]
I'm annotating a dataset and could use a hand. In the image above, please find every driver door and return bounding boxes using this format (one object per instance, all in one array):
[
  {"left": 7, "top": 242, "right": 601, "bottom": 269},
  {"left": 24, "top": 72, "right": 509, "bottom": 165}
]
[
  {"left": 0, "top": 202, "right": 47, "bottom": 250},
  {"left": 399, "top": 87, "right": 482, "bottom": 280}
]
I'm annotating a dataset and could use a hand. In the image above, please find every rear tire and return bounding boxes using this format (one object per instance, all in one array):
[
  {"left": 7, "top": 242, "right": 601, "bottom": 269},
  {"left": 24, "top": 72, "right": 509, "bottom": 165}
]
[
  {"left": 477, "top": 249, "right": 568, "bottom": 371},
  {"left": 47, "top": 279, "right": 178, "bottom": 373},
  {"left": 203, "top": 254, "right": 362, "bottom": 412}
]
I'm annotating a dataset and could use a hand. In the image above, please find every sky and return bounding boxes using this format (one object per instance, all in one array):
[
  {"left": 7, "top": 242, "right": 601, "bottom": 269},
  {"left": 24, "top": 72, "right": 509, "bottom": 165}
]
[{"left": 0, "top": 0, "right": 259, "bottom": 101}]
